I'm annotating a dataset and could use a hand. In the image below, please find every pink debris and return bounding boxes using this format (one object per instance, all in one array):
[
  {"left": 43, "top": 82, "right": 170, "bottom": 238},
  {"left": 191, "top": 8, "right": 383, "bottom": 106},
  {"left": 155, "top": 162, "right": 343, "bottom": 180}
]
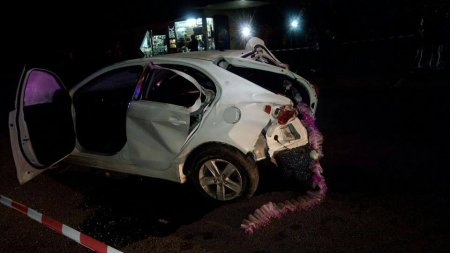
[{"left": 241, "top": 103, "right": 327, "bottom": 235}]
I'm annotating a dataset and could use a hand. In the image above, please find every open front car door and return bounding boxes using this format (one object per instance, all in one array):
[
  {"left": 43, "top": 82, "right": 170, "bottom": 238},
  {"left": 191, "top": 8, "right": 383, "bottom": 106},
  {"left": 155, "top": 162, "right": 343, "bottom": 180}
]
[{"left": 9, "top": 69, "right": 75, "bottom": 184}]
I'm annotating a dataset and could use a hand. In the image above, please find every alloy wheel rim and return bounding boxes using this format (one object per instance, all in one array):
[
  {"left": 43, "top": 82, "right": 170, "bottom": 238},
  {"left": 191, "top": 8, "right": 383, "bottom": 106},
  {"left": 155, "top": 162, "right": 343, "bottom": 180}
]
[{"left": 199, "top": 159, "right": 243, "bottom": 201}]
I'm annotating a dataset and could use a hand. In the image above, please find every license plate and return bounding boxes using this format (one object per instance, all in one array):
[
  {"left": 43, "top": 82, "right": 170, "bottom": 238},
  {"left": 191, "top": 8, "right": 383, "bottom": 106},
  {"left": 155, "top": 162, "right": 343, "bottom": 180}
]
[{"left": 281, "top": 124, "right": 301, "bottom": 141}]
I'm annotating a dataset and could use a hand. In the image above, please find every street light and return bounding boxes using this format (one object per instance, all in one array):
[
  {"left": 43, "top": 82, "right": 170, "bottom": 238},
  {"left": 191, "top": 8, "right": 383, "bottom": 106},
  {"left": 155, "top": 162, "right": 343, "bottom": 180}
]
[
  {"left": 290, "top": 17, "right": 300, "bottom": 30},
  {"left": 290, "top": 19, "right": 299, "bottom": 29},
  {"left": 241, "top": 25, "right": 252, "bottom": 38},
  {"left": 288, "top": 16, "right": 301, "bottom": 48}
]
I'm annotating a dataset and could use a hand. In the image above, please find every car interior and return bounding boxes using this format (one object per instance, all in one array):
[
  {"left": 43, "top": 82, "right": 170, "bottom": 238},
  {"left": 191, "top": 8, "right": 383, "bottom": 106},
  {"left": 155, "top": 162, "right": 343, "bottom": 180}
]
[
  {"left": 72, "top": 64, "right": 216, "bottom": 155},
  {"left": 157, "top": 64, "right": 216, "bottom": 131},
  {"left": 73, "top": 66, "right": 143, "bottom": 154}
]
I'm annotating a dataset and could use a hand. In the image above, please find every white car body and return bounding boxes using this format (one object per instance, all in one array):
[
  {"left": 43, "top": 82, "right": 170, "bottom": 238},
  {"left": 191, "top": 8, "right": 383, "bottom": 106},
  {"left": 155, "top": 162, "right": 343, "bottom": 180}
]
[{"left": 9, "top": 41, "right": 318, "bottom": 201}]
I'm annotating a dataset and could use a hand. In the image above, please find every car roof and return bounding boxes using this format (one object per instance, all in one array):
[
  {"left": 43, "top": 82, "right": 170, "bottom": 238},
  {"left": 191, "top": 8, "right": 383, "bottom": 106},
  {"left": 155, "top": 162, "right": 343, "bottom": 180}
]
[
  {"left": 70, "top": 50, "right": 250, "bottom": 93},
  {"left": 159, "top": 50, "right": 246, "bottom": 61},
  {"left": 113, "top": 49, "right": 292, "bottom": 78},
  {"left": 114, "top": 50, "right": 251, "bottom": 66}
]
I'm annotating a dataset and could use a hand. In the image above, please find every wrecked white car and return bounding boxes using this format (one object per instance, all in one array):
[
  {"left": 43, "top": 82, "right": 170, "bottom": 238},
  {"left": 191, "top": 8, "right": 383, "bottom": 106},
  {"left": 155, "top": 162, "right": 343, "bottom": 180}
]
[{"left": 9, "top": 41, "right": 318, "bottom": 201}]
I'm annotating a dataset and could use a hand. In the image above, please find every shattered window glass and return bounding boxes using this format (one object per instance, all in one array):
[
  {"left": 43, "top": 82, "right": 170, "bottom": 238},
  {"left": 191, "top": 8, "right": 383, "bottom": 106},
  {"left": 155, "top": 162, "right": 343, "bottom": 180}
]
[
  {"left": 225, "top": 65, "right": 310, "bottom": 105},
  {"left": 159, "top": 64, "right": 216, "bottom": 92},
  {"left": 143, "top": 69, "right": 200, "bottom": 108}
]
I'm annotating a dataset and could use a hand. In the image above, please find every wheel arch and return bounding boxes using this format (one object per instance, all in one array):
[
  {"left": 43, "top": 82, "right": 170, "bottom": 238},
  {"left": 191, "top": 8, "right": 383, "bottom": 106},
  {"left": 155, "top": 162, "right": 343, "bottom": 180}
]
[
  {"left": 183, "top": 141, "right": 259, "bottom": 200},
  {"left": 182, "top": 141, "right": 255, "bottom": 176}
]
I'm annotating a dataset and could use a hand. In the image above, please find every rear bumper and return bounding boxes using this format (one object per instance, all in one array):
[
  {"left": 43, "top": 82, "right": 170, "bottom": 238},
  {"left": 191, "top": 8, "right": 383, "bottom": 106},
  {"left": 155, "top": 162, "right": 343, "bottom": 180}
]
[
  {"left": 265, "top": 117, "right": 309, "bottom": 157},
  {"left": 273, "top": 145, "right": 313, "bottom": 184}
]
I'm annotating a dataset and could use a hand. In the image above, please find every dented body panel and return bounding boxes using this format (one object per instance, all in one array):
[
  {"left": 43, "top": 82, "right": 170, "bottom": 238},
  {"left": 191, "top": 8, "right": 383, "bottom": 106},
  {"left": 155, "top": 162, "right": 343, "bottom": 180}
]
[{"left": 10, "top": 45, "right": 318, "bottom": 187}]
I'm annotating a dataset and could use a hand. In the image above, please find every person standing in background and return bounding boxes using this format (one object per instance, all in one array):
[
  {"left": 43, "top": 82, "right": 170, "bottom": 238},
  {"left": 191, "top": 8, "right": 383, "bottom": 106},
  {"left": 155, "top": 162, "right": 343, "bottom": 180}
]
[{"left": 188, "top": 34, "right": 199, "bottom": 52}]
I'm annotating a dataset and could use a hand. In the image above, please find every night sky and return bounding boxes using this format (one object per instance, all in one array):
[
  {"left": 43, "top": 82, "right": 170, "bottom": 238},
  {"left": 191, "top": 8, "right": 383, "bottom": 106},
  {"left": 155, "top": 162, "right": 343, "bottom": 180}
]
[
  {"left": 1, "top": 0, "right": 448, "bottom": 126},
  {"left": 3, "top": 0, "right": 446, "bottom": 61},
  {"left": 4, "top": 1, "right": 210, "bottom": 58},
  {"left": 2, "top": 0, "right": 444, "bottom": 59},
  {"left": 2, "top": 1, "right": 228, "bottom": 117}
]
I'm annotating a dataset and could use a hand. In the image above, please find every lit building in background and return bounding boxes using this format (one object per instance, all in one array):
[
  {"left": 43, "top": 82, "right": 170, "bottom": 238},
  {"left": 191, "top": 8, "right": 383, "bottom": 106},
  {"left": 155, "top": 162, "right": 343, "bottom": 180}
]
[
  {"left": 138, "top": 1, "right": 310, "bottom": 55},
  {"left": 139, "top": 30, "right": 168, "bottom": 57},
  {"left": 138, "top": 1, "right": 272, "bottom": 55},
  {"left": 173, "top": 17, "right": 216, "bottom": 51},
  {"left": 138, "top": 16, "right": 221, "bottom": 56}
]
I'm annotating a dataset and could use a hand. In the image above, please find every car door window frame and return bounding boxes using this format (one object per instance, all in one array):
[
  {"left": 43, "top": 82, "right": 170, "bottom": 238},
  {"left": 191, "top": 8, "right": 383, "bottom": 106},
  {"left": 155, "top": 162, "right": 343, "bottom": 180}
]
[{"left": 138, "top": 65, "right": 205, "bottom": 110}]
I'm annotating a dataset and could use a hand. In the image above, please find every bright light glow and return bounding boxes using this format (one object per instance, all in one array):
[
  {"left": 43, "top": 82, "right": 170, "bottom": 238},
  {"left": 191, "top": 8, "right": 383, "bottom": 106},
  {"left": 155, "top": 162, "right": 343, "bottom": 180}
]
[
  {"left": 241, "top": 26, "right": 252, "bottom": 37},
  {"left": 290, "top": 19, "right": 299, "bottom": 28},
  {"left": 187, "top": 18, "right": 196, "bottom": 27}
]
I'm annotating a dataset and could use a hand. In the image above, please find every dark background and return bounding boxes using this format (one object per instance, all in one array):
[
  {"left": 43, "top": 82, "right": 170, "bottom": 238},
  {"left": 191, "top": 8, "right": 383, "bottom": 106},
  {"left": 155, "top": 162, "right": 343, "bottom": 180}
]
[
  {"left": 1, "top": 0, "right": 448, "bottom": 124},
  {"left": 1, "top": 1, "right": 450, "bottom": 252}
]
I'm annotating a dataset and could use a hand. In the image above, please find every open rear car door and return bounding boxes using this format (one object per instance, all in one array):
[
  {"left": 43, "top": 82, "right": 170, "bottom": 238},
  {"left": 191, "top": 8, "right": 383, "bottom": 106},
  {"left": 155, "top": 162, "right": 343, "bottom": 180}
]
[
  {"left": 127, "top": 65, "right": 208, "bottom": 171},
  {"left": 9, "top": 69, "right": 75, "bottom": 184}
]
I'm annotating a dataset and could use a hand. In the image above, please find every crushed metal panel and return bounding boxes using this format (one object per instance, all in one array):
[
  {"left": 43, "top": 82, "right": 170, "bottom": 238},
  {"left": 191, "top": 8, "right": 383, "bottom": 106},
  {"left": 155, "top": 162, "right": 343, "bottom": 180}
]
[{"left": 127, "top": 101, "right": 191, "bottom": 170}]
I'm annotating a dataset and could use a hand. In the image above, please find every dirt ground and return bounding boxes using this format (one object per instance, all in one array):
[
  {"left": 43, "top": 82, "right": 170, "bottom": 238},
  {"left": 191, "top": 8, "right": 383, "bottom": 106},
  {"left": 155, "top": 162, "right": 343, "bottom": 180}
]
[{"left": 1, "top": 70, "right": 450, "bottom": 253}]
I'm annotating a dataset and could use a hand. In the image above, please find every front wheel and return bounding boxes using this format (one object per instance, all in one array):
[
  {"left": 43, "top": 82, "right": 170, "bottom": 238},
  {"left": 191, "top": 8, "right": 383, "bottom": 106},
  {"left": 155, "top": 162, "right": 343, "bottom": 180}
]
[{"left": 189, "top": 145, "right": 259, "bottom": 202}]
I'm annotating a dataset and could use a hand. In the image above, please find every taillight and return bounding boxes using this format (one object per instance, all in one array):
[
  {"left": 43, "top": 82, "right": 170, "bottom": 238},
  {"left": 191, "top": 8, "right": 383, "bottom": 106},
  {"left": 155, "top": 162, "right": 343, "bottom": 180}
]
[
  {"left": 264, "top": 105, "right": 271, "bottom": 114},
  {"left": 277, "top": 106, "right": 296, "bottom": 125}
]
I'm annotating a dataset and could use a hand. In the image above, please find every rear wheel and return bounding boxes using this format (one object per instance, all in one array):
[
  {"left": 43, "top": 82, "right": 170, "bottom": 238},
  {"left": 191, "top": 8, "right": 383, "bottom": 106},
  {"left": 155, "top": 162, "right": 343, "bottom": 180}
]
[{"left": 189, "top": 145, "right": 259, "bottom": 202}]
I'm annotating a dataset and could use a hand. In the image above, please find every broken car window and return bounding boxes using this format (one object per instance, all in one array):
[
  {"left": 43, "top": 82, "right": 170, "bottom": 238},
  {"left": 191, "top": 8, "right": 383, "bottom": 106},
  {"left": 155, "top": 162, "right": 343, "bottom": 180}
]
[
  {"left": 159, "top": 64, "right": 216, "bottom": 93},
  {"left": 224, "top": 65, "right": 310, "bottom": 106},
  {"left": 142, "top": 69, "right": 200, "bottom": 108}
]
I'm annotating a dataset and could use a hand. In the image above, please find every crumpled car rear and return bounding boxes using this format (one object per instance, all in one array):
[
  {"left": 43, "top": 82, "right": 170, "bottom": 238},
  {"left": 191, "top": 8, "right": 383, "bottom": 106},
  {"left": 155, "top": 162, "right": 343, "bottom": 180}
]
[{"left": 252, "top": 102, "right": 320, "bottom": 185}]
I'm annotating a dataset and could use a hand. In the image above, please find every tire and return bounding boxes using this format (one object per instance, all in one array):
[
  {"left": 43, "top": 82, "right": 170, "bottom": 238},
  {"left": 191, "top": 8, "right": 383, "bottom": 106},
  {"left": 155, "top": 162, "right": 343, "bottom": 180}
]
[{"left": 188, "top": 145, "right": 259, "bottom": 202}]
